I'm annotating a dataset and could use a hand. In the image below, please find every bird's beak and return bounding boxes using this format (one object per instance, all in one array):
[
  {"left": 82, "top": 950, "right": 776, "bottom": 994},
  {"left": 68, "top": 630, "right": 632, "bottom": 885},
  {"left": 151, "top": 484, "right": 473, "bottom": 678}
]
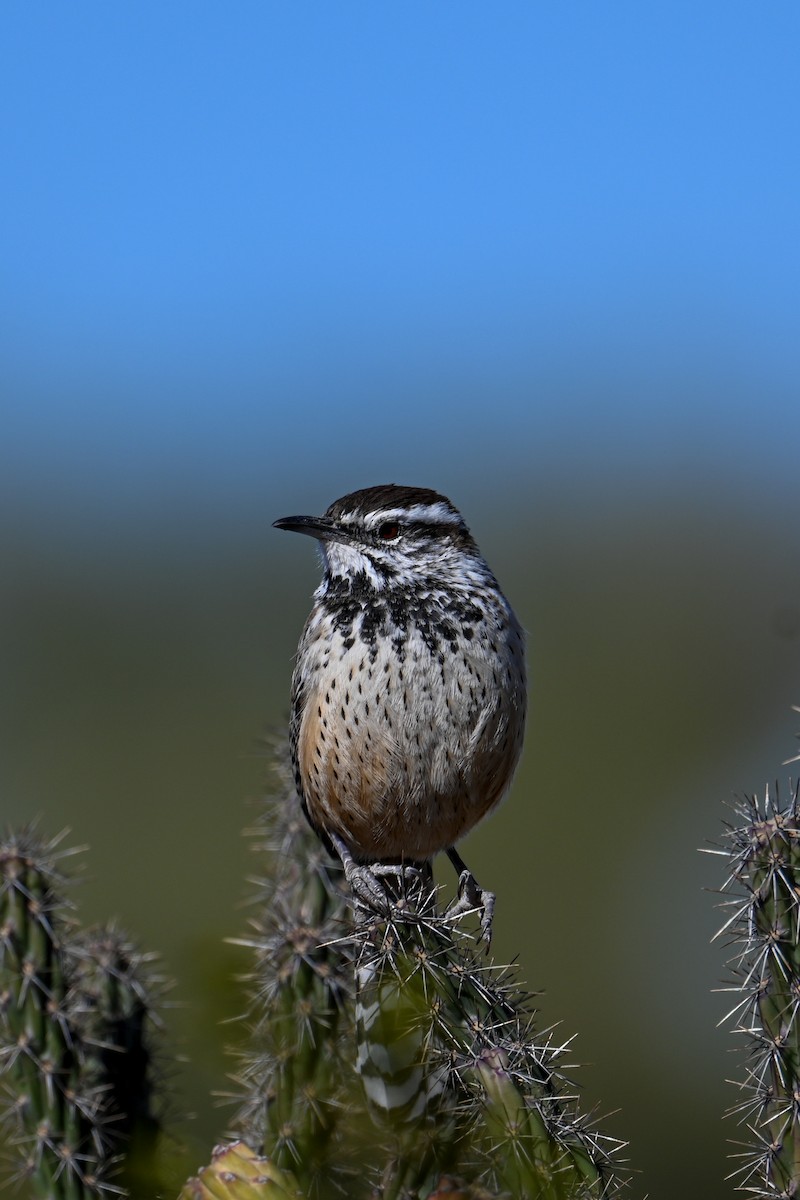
[{"left": 273, "top": 515, "right": 354, "bottom": 544}]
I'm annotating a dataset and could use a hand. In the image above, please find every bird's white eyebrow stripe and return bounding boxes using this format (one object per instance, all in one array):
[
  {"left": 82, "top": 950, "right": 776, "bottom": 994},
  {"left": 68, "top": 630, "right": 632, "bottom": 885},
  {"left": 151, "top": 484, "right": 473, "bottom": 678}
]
[{"left": 362, "top": 503, "right": 463, "bottom": 528}]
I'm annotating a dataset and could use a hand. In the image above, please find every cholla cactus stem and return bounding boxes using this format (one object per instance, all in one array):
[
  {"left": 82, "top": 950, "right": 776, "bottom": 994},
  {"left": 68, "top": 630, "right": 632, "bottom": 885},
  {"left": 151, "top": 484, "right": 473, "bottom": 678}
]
[
  {"left": 1, "top": 828, "right": 170, "bottom": 1199},
  {"left": 715, "top": 780, "right": 800, "bottom": 1196}
]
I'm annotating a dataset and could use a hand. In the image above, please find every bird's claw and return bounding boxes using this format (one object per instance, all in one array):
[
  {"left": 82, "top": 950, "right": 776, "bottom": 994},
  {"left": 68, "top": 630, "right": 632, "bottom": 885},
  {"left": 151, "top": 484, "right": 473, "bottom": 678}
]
[
  {"left": 447, "top": 869, "right": 496, "bottom": 947},
  {"left": 344, "top": 862, "right": 393, "bottom": 914},
  {"left": 331, "top": 832, "right": 495, "bottom": 939},
  {"left": 329, "top": 832, "right": 425, "bottom": 917}
]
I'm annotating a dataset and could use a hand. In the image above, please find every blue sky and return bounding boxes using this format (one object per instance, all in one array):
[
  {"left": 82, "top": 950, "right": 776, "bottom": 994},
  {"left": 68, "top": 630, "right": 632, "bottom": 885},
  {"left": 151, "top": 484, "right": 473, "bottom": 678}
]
[{"left": 2, "top": 3, "right": 799, "bottom": 517}]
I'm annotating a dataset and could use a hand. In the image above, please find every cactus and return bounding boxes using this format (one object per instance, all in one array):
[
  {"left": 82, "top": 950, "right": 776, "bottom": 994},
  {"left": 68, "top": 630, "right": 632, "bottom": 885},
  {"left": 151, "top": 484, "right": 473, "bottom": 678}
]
[
  {"left": 0, "top": 826, "right": 110, "bottom": 1198},
  {"left": 351, "top": 883, "right": 627, "bottom": 1200},
  {"left": 230, "top": 739, "right": 628, "bottom": 1199},
  {"left": 230, "top": 743, "right": 360, "bottom": 1194},
  {"left": 713, "top": 780, "right": 800, "bottom": 1196},
  {"left": 66, "top": 924, "right": 169, "bottom": 1194},
  {"left": 0, "top": 827, "right": 168, "bottom": 1199}
]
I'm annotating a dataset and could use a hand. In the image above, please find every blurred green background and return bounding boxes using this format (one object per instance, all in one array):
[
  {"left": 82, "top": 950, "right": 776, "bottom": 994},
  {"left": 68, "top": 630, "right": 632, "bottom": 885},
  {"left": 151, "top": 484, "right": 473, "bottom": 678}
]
[{"left": 3, "top": 5, "right": 800, "bottom": 1197}]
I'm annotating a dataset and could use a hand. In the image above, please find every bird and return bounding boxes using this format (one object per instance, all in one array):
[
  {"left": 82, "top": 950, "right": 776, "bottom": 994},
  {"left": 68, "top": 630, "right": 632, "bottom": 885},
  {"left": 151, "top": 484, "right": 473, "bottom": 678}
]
[{"left": 273, "top": 483, "right": 526, "bottom": 942}]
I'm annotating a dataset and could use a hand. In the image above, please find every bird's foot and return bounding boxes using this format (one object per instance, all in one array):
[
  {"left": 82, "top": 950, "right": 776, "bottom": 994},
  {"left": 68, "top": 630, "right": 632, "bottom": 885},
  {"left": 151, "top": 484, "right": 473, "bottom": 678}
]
[
  {"left": 447, "top": 871, "right": 495, "bottom": 946},
  {"left": 445, "top": 848, "right": 495, "bottom": 947},
  {"left": 329, "top": 833, "right": 426, "bottom": 918}
]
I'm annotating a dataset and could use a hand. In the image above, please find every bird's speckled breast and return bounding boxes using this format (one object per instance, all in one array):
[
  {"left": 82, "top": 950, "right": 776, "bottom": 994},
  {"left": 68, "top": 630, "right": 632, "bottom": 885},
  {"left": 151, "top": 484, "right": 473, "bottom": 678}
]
[{"left": 292, "top": 592, "right": 526, "bottom": 862}]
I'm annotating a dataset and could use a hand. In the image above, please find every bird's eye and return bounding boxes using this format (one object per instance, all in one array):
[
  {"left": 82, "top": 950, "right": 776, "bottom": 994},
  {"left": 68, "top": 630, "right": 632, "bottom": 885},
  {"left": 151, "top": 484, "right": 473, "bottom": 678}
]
[{"left": 377, "top": 521, "right": 401, "bottom": 541}]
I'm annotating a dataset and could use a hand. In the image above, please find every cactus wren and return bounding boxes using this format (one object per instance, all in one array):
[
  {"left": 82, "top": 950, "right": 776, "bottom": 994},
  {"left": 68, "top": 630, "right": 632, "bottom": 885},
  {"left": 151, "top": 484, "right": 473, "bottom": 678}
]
[{"left": 273, "top": 484, "right": 527, "bottom": 941}]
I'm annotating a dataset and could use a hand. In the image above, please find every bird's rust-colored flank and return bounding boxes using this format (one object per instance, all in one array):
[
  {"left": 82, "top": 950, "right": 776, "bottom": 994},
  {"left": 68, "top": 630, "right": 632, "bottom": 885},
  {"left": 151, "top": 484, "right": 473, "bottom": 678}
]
[{"left": 274, "top": 483, "right": 527, "bottom": 936}]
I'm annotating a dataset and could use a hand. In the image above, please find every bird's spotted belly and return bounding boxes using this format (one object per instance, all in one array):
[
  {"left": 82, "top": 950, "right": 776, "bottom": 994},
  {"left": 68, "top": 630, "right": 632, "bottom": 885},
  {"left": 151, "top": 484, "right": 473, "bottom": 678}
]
[{"left": 296, "top": 625, "right": 524, "bottom": 862}]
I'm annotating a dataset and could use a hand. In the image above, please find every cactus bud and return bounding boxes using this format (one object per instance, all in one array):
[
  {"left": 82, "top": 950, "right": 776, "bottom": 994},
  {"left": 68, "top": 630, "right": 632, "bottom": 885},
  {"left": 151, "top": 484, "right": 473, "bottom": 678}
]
[{"left": 178, "top": 1141, "right": 301, "bottom": 1200}]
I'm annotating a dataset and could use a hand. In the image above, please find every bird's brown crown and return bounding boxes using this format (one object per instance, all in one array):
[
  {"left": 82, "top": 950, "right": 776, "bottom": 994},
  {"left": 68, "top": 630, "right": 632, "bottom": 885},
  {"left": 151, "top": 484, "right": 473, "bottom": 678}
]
[{"left": 325, "top": 484, "right": 462, "bottom": 524}]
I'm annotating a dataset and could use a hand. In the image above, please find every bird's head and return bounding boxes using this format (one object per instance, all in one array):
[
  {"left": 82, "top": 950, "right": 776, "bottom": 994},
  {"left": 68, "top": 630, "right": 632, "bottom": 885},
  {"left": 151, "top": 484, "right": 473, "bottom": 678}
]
[{"left": 274, "top": 483, "right": 486, "bottom": 593}]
